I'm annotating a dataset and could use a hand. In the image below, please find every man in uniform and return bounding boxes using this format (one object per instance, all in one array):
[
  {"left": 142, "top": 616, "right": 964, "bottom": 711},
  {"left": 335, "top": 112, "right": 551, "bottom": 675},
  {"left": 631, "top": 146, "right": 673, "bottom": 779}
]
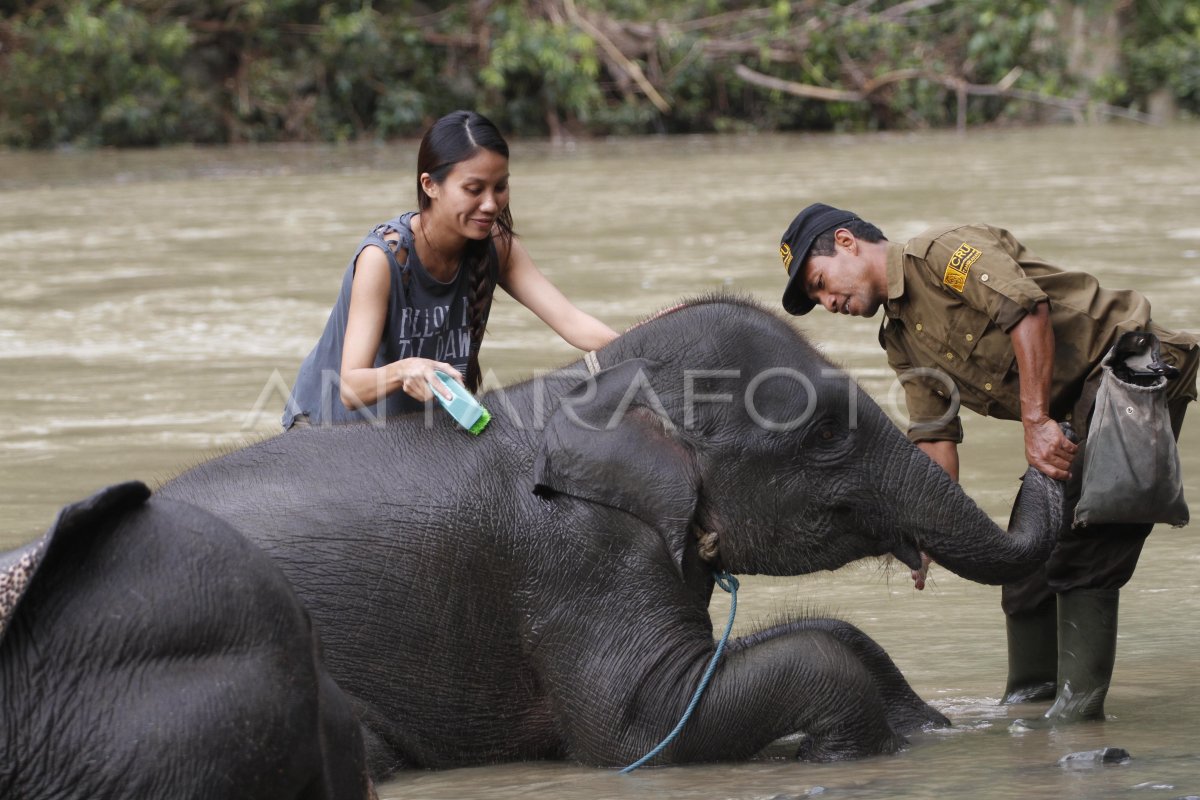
[{"left": 776, "top": 202, "right": 1197, "bottom": 723}]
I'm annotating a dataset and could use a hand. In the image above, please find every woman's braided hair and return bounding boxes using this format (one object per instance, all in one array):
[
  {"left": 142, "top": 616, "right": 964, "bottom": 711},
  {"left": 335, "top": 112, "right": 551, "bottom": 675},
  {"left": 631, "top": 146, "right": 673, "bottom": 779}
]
[{"left": 416, "top": 110, "right": 513, "bottom": 393}]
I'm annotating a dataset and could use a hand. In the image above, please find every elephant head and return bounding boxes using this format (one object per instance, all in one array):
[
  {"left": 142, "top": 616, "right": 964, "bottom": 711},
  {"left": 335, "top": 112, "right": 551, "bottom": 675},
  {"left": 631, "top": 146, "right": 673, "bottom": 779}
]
[{"left": 533, "top": 295, "right": 1059, "bottom": 584}]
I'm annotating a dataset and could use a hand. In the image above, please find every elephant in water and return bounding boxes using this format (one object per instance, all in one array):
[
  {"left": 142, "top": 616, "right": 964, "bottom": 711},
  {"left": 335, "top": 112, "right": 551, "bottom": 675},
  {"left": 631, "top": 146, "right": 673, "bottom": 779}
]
[
  {"left": 0, "top": 482, "right": 373, "bottom": 800},
  {"left": 161, "top": 295, "right": 1061, "bottom": 777}
]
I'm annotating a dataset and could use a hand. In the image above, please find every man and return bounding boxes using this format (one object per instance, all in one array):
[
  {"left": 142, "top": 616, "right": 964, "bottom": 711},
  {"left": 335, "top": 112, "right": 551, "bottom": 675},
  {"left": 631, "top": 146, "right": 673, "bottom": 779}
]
[{"left": 777, "top": 202, "right": 1198, "bottom": 723}]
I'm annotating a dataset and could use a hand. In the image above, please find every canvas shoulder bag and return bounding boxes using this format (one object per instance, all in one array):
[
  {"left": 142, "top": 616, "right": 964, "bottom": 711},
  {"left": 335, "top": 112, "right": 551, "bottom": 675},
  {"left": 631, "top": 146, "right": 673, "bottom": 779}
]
[{"left": 1074, "top": 330, "right": 1188, "bottom": 528}]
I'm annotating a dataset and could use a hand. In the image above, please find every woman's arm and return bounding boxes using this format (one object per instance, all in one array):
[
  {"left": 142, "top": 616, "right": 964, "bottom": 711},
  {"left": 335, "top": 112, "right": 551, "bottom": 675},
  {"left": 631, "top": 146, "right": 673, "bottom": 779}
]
[
  {"left": 498, "top": 236, "right": 619, "bottom": 351},
  {"left": 338, "top": 246, "right": 458, "bottom": 408}
]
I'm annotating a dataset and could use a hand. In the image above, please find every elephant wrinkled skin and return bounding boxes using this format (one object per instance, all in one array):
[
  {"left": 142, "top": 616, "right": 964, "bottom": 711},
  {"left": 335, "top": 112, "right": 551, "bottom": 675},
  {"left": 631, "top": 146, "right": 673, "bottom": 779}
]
[
  {"left": 162, "top": 296, "right": 1061, "bottom": 777},
  {"left": 0, "top": 482, "right": 372, "bottom": 800}
]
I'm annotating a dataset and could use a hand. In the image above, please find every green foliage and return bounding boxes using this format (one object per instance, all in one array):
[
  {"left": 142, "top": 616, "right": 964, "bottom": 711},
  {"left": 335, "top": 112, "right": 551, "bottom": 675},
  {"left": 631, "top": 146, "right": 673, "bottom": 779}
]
[
  {"left": 1, "top": 1, "right": 194, "bottom": 147},
  {"left": 478, "top": 5, "right": 601, "bottom": 135},
  {"left": 0, "top": 0, "right": 1193, "bottom": 148},
  {"left": 1114, "top": 0, "right": 1200, "bottom": 115}
]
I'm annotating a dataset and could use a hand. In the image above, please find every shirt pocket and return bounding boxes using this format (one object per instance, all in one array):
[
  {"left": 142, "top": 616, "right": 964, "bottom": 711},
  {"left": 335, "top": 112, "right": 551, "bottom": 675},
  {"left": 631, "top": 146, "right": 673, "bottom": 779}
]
[
  {"left": 912, "top": 309, "right": 976, "bottom": 360},
  {"left": 951, "top": 313, "right": 1014, "bottom": 377}
]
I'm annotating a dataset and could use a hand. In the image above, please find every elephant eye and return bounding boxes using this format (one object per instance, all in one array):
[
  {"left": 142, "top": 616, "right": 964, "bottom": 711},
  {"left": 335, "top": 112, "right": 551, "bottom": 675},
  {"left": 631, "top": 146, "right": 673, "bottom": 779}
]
[
  {"left": 802, "top": 418, "right": 850, "bottom": 460},
  {"left": 812, "top": 419, "right": 842, "bottom": 442},
  {"left": 796, "top": 419, "right": 854, "bottom": 462}
]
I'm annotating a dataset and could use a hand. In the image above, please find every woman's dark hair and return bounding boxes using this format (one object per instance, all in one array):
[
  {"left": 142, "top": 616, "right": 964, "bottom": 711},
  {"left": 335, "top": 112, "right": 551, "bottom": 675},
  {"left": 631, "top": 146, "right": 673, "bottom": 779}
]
[
  {"left": 416, "top": 110, "right": 514, "bottom": 392},
  {"left": 808, "top": 219, "right": 887, "bottom": 259}
]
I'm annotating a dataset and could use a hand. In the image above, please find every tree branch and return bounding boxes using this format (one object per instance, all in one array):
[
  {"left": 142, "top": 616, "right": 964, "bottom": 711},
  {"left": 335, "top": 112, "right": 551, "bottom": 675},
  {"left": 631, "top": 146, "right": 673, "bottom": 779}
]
[
  {"left": 879, "top": 0, "right": 950, "bottom": 21},
  {"left": 561, "top": 0, "right": 671, "bottom": 113},
  {"left": 734, "top": 64, "right": 1160, "bottom": 126},
  {"left": 733, "top": 64, "right": 862, "bottom": 102}
]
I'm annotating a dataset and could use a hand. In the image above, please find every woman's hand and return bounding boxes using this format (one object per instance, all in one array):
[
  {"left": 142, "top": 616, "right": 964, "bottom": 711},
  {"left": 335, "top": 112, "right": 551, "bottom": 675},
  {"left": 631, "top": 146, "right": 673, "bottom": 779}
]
[
  {"left": 389, "top": 358, "right": 464, "bottom": 403},
  {"left": 340, "top": 357, "right": 463, "bottom": 409},
  {"left": 338, "top": 245, "right": 464, "bottom": 408}
]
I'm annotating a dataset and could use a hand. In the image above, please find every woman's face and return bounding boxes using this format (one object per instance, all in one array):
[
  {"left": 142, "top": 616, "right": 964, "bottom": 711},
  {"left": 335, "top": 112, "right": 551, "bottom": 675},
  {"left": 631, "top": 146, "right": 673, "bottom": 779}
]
[{"left": 422, "top": 148, "right": 510, "bottom": 241}]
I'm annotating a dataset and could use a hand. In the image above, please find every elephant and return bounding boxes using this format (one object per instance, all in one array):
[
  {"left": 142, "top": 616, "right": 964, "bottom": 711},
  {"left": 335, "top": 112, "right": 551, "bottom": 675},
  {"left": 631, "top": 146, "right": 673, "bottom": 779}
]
[
  {"left": 159, "top": 295, "right": 1062, "bottom": 777},
  {"left": 0, "top": 481, "right": 373, "bottom": 800}
]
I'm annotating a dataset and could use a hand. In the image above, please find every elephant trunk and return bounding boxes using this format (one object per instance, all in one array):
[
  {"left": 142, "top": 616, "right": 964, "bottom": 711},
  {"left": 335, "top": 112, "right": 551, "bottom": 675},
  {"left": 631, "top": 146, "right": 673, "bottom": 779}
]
[{"left": 894, "top": 448, "right": 1062, "bottom": 586}]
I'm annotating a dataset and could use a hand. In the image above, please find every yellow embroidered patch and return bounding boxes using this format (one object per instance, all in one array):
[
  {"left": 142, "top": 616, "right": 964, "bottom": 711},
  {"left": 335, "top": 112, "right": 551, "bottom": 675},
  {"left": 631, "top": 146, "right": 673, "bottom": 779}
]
[
  {"left": 942, "top": 242, "right": 982, "bottom": 293},
  {"left": 942, "top": 267, "right": 967, "bottom": 292},
  {"left": 780, "top": 243, "right": 793, "bottom": 272}
]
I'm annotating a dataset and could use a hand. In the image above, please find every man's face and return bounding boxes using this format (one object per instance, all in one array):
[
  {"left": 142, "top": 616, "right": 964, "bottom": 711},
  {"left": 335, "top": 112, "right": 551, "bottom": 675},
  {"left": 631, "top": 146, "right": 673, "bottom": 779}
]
[{"left": 802, "top": 232, "right": 883, "bottom": 318}]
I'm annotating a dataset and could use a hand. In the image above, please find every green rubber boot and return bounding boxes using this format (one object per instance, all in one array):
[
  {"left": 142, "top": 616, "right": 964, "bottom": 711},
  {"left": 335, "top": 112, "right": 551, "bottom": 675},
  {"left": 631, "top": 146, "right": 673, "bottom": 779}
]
[
  {"left": 1001, "top": 602, "right": 1058, "bottom": 704},
  {"left": 1042, "top": 588, "right": 1120, "bottom": 723}
]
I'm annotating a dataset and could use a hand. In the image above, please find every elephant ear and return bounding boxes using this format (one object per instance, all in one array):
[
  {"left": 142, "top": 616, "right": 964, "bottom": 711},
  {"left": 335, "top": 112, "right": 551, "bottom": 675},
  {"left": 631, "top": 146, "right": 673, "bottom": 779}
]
[
  {"left": 534, "top": 358, "right": 698, "bottom": 572},
  {"left": 0, "top": 481, "right": 151, "bottom": 646}
]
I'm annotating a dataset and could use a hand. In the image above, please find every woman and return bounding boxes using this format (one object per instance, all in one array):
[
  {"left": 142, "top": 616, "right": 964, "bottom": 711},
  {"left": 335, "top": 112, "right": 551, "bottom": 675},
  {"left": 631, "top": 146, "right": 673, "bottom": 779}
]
[{"left": 284, "top": 110, "right": 618, "bottom": 428}]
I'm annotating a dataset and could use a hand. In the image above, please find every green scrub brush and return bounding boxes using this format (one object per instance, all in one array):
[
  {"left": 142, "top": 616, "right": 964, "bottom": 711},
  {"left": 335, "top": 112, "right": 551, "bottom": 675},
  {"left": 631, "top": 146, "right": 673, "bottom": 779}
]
[{"left": 429, "top": 370, "right": 491, "bottom": 435}]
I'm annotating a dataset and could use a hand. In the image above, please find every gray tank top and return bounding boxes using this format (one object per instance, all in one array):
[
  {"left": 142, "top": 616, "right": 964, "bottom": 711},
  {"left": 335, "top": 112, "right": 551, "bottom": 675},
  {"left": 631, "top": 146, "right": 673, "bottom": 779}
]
[{"left": 283, "top": 212, "right": 494, "bottom": 427}]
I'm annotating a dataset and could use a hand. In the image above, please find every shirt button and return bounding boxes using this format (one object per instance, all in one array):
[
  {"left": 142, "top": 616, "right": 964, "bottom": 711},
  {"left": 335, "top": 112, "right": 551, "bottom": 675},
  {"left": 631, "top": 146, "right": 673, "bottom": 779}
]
[
  {"left": 965, "top": 333, "right": 974, "bottom": 342},
  {"left": 981, "top": 274, "right": 990, "bottom": 282},
  {"left": 945, "top": 352, "right": 954, "bottom": 360},
  {"left": 984, "top": 382, "right": 992, "bottom": 391},
  {"left": 916, "top": 323, "right": 923, "bottom": 332}
]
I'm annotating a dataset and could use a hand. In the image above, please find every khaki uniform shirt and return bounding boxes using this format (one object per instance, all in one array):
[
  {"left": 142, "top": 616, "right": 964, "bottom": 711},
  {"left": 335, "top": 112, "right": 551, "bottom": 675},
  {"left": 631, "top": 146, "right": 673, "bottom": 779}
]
[{"left": 880, "top": 223, "right": 1197, "bottom": 443}]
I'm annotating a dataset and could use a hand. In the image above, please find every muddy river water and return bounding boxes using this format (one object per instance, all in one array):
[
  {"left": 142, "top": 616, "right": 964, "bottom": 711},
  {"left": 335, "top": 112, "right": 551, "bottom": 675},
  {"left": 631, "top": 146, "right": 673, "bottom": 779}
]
[{"left": 1, "top": 124, "right": 1198, "bottom": 798}]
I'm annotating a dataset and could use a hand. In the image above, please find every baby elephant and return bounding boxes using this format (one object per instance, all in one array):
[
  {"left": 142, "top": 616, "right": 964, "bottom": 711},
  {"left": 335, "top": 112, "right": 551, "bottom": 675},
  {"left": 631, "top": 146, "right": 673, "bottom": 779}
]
[{"left": 0, "top": 481, "right": 372, "bottom": 800}]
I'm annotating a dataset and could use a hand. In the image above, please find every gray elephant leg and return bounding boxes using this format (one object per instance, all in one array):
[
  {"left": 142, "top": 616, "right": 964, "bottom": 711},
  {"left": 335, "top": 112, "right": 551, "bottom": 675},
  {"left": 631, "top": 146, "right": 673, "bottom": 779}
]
[
  {"left": 749, "top": 618, "right": 951, "bottom": 734},
  {"left": 530, "top": 542, "right": 930, "bottom": 765},
  {"left": 710, "top": 626, "right": 910, "bottom": 761},
  {"left": 542, "top": 613, "right": 909, "bottom": 765},
  {"left": 723, "top": 619, "right": 945, "bottom": 752},
  {"left": 542, "top": 623, "right": 902, "bottom": 762}
]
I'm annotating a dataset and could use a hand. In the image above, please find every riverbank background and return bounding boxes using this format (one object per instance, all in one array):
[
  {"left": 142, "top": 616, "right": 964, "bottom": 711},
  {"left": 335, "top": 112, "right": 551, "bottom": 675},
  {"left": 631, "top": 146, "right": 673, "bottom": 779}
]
[{"left": 2, "top": 0, "right": 1197, "bottom": 149}]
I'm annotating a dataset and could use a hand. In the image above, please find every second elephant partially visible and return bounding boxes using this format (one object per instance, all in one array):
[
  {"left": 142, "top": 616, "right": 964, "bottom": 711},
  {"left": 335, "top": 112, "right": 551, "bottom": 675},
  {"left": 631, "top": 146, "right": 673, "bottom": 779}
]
[{"left": 0, "top": 482, "right": 371, "bottom": 799}]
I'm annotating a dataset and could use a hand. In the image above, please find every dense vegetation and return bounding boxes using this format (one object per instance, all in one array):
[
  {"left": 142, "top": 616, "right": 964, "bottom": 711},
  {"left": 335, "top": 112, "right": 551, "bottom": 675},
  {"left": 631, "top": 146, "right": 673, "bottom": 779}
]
[{"left": 1, "top": 0, "right": 1196, "bottom": 148}]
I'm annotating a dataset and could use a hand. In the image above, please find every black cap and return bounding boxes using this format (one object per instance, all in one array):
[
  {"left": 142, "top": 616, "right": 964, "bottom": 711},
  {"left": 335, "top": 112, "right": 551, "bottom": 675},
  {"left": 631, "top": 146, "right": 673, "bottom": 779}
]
[{"left": 779, "top": 203, "right": 861, "bottom": 315}]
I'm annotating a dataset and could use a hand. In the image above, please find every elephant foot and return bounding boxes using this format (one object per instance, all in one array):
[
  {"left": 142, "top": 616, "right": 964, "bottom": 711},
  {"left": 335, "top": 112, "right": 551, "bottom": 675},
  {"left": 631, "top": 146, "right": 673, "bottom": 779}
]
[
  {"left": 794, "top": 727, "right": 906, "bottom": 762},
  {"left": 886, "top": 699, "right": 950, "bottom": 735}
]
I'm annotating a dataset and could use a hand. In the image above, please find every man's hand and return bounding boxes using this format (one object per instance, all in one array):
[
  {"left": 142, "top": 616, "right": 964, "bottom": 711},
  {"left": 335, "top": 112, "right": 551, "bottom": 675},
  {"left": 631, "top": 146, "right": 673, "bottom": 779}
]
[
  {"left": 1010, "top": 302, "right": 1075, "bottom": 480},
  {"left": 1024, "top": 416, "right": 1077, "bottom": 480}
]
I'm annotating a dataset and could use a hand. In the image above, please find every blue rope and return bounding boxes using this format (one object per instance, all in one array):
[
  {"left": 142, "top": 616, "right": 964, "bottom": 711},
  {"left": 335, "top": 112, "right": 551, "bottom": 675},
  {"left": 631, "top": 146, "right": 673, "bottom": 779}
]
[{"left": 620, "top": 570, "right": 740, "bottom": 773}]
